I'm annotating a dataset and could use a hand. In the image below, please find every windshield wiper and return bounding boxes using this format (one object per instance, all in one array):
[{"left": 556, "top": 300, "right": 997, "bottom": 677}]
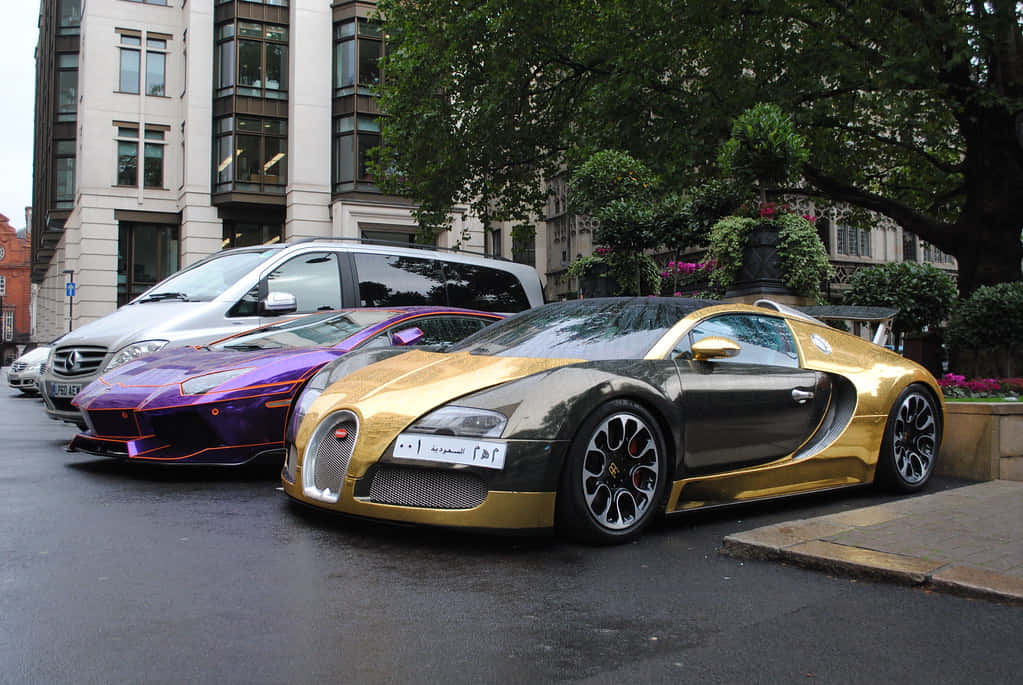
[
  {"left": 138, "top": 292, "right": 192, "bottom": 303},
  {"left": 222, "top": 343, "right": 266, "bottom": 351}
]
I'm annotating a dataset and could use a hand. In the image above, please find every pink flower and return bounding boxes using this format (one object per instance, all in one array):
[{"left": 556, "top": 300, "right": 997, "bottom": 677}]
[{"left": 802, "top": 214, "right": 817, "bottom": 223}]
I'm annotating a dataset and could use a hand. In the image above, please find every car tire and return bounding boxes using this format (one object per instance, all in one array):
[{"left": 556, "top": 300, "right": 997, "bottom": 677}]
[
  {"left": 556, "top": 399, "right": 669, "bottom": 544},
  {"left": 875, "top": 383, "right": 942, "bottom": 492}
]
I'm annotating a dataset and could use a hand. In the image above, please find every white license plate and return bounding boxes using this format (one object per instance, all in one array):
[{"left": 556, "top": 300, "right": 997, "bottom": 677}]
[
  {"left": 50, "top": 382, "right": 82, "bottom": 398},
  {"left": 393, "top": 433, "right": 505, "bottom": 470}
]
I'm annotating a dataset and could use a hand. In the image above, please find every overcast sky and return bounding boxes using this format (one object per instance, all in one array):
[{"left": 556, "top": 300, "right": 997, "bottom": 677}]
[{"left": 0, "top": 3, "right": 41, "bottom": 230}]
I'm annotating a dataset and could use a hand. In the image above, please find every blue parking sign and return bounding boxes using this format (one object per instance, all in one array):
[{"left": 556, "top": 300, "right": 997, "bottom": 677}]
[{"left": 66, "top": 282, "right": 76, "bottom": 297}]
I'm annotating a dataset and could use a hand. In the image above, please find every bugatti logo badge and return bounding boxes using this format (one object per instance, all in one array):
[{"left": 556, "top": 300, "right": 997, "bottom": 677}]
[
  {"left": 64, "top": 350, "right": 80, "bottom": 373},
  {"left": 811, "top": 334, "right": 832, "bottom": 354},
  {"left": 334, "top": 428, "right": 348, "bottom": 440},
  {"left": 608, "top": 462, "right": 620, "bottom": 478}
]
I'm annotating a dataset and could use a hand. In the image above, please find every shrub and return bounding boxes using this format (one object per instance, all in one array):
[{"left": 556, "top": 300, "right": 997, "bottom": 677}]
[
  {"left": 945, "top": 281, "right": 1023, "bottom": 350},
  {"left": 844, "top": 262, "right": 957, "bottom": 339}
]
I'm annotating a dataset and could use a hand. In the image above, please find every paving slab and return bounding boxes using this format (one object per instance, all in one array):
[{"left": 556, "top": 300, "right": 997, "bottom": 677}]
[{"left": 722, "top": 480, "right": 1023, "bottom": 605}]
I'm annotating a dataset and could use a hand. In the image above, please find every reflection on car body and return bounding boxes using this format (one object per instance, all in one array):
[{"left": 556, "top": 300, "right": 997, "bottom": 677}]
[{"left": 283, "top": 297, "right": 943, "bottom": 544}]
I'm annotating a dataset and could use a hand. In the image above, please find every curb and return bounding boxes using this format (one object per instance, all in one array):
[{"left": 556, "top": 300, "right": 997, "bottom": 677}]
[{"left": 722, "top": 531, "right": 1023, "bottom": 606}]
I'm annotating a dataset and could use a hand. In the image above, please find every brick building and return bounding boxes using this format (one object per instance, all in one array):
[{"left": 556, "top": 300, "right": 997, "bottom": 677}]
[{"left": 0, "top": 213, "right": 33, "bottom": 364}]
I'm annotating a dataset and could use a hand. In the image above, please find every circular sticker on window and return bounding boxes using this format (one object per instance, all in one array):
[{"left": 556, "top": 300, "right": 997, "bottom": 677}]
[{"left": 811, "top": 333, "right": 832, "bottom": 354}]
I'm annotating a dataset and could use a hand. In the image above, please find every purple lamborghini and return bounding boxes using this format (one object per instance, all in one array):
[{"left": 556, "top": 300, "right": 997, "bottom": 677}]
[{"left": 68, "top": 307, "right": 502, "bottom": 465}]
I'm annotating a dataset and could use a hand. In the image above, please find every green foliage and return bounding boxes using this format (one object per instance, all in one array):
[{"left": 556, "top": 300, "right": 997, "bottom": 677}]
[
  {"left": 844, "top": 262, "right": 958, "bottom": 337},
  {"left": 717, "top": 103, "right": 809, "bottom": 195},
  {"left": 565, "top": 254, "right": 605, "bottom": 279},
  {"left": 567, "top": 150, "right": 657, "bottom": 215},
  {"left": 775, "top": 213, "right": 833, "bottom": 301},
  {"left": 604, "top": 252, "right": 661, "bottom": 297},
  {"left": 946, "top": 282, "right": 1023, "bottom": 351},
  {"left": 706, "top": 216, "right": 757, "bottom": 293},
  {"left": 374, "top": 0, "right": 1023, "bottom": 289}
]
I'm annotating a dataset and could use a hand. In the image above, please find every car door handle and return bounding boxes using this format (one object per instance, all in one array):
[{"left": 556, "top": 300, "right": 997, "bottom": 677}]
[{"left": 792, "top": 389, "right": 815, "bottom": 404}]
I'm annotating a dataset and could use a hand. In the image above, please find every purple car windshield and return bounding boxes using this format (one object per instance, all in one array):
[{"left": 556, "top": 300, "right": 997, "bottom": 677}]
[
  {"left": 215, "top": 310, "right": 397, "bottom": 351},
  {"left": 447, "top": 297, "right": 717, "bottom": 361}
]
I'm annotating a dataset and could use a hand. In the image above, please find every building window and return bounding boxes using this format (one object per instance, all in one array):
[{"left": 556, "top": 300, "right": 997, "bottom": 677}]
[
  {"left": 334, "top": 18, "right": 382, "bottom": 97},
  {"left": 214, "top": 116, "right": 287, "bottom": 195},
  {"left": 215, "top": 21, "right": 288, "bottom": 100},
  {"left": 146, "top": 37, "right": 167, "bottom": 96},
  {"left": 836, "top": 225, "right": 871, "bottom": 258},
  {"left": 512, "top": 230, "right": 536, "bottom": 268},
  {"left": 116, "top": 126, "right": 139, "bottom": 185},
  {"left": 119, "top": 33, "right": 142, "bottom": 94},
  {"left": 117, "top": 223, "right": 180, "bottom": 307},
  {"left": 115, "top": 124, "right": 167, "bottom": 189},
  {"left": 2, "top": 311, "right": 12, "bottom": 342},
  {"left": 333, "top": 115, "right": 379, "bottom": 189},
  {"left": 903, "top": 232, "right": 918, "bottom": 262},
  {"left": 490, "top": 230, "right": 502, "bottom": 259},
  {"left": 0, "top": 275, "right": 5, "bottom": 296},
  {"left": 55, "top": 140, "right": 76, "bottom": 208},
  {"left": 222, "top": 222, "right": 283, "bottom": 249},
  {"left": 56, "top": 53, "right": 78, "bottom": 123},
  {"left": 57, "top": 0, "right": 81, "bottom": 37}
]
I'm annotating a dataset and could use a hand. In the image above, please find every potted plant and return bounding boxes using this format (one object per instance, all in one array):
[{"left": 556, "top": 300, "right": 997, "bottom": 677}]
[{"left": 708, "top": 104, "right": 831, "bottom": 302}]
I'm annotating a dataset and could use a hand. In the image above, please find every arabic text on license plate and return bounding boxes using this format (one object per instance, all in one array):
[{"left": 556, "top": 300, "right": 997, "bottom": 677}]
[
  {"left": 51, "top": 382, "right": 82, "bottom": 398},
  {"left": 393, "top": 433, "right": 505, "bottom": 470}
]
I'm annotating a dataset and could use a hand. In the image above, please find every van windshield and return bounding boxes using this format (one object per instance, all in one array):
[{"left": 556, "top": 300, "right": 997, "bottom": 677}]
[{"left": 133, "top": 249, "right": 279, "bottom": 303}]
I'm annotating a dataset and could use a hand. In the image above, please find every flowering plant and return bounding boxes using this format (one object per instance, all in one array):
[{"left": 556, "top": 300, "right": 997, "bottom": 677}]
[
  {"left": 937, "top": 373, "right": 1023, "bottom": 400},
  {"left": 659, "top": 260, "right": 721, "bottom": 299}
]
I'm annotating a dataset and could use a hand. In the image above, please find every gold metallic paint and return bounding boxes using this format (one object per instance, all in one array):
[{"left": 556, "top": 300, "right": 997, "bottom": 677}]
[{"left": 291, "top": 303, "right": 946, "bottom": 529}]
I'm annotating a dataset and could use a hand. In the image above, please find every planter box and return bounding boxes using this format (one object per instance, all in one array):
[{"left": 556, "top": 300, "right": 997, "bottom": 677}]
[{"left": 939, "top": 402, "right": 1023, "bottom": 481}]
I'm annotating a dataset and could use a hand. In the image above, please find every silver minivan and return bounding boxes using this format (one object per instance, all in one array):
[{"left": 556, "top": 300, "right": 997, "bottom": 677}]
[{"left": 40, "top": 241, "right": 544, "bottom": 426}]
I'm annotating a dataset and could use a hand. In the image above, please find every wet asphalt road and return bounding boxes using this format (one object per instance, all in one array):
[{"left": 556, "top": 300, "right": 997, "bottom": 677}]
[{"left": 1, "top": 383, "right": 1021, "bottom": 684}]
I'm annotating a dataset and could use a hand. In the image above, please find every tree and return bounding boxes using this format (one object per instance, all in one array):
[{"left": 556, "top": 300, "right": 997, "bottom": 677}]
[{"left": 375, "top": 0, "right": 1023, "bottom": 294}]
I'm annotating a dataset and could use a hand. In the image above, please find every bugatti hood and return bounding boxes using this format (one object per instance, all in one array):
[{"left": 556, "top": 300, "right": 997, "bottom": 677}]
[{"left": 298, "top": 349, "right": 583, "bottom": 476}]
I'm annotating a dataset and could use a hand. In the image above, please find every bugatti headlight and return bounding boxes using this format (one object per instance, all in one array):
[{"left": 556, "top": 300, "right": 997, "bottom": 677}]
[
  {"left": 406, "top": 406, "right": 507, "bottom": 439},
  {"left": 106, "top": 340, "right": 168, "bottom": 371},
  {"left": 288, "top": 364, "right": 335, "bottom": 442},
  {"left": 180, "top": 368, "right": 250, "bottom": 395}
]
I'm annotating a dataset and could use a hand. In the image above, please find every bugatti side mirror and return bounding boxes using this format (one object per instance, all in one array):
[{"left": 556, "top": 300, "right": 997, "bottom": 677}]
[
  {"left": 262, "top": 291, "right": 298, "bottom": 315},
  {"left": 690, "top": 336, "right": 741, "bottom": 361},
  {"left": 392, "top": 327, "right": 424, "bottom": 346}
]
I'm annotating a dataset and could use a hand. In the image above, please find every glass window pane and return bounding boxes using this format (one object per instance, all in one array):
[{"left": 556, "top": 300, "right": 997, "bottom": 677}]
[
  {"left": 267, "top": 253, "right": 342, "bottom": 312},
  {"left": 117, "top": 126, "right": 138, "bottom": 138},
  {"left": 218, "top": 23, "right": 235, "bottom": 40},
  {"left": 336, "top": 134, "right": 354, "bottom": 184},
  {"left": 360, "top": 20, "right": 382, "bottom": 38},
  {"left": 216, "top": 39, "right": 235, "bottom": 90},
  {"left": 120, "top": 49, "right": 140, "bottom": 93},
  {"left": 354, "top": 254, "right": 447, "bottom": 307},
  {"left": 56, "top": 140, "right": 75, "bottom": 155},
  {"left": 238, "top": 40, "right": 262, "bottom": 87},
  {"left": 239, "top": 22, "right": 262, "bottom": 39},
  {"left": 121, "top": 34, "right": 142, "bottom": 47},
  {"left": 144, "top": 143, "right": 164, "bottom": 187},
  {"left": 359, "top": 38, "right": 381, "bottom": 86},
  {"left": 146, "top": 38, "right": 167, "bottom": 49},
  {"left": 357, "top": 132, "right": 379, "bottom": 180},
  {"left": 146, "top": 51, "right": 166, "bottom": 96},
  {"left": 56, "top": 157, "right": 75, "bottom": 201},
  {"left": 58, "top": 53, "right": 78, "bottom": 68},
  {"left": 144, "top": 128, "right": 165, "bottom": 140},
  {"left": 443, "top": 263, "right": 530, "bottom": 312},
  {"left": 237, "top": 117, "right": 261, "bottom": 132},
  {"left": 336, "top": 39, "right": 354, "bottom": 88},
  {"left": 265, "top": 25, "right": 287, "bottom": 41},
  {"left": 57, "top": 70, "right": 77, "bottom": 115},
  {"left": 263, "top": 137, "right": 286, "bottom": 182},
  {"left": 236, "top": 134, "right": 260, "bottom": 182},
  {"left": 118, "top": 141, "right": 138, "bottom": 185},
  {"left": 215, "top": 134, "right": 235, "bottom": 183},
  {"left": 336, "top": 20, "right": 355, "bottom": 39},
  {"left": 266, "top": 44, "right": 287, "bottom": 91}
]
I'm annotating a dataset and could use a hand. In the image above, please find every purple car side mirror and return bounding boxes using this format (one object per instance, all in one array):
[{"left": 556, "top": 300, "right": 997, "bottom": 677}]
[{"left": 392, "top": 327, "right": 424, "bottom": 346}]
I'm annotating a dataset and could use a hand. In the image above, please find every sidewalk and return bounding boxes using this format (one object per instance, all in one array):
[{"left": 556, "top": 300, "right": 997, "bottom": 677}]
[{"left": 722, "top": 480, "right": 1023, "bottom": 605}]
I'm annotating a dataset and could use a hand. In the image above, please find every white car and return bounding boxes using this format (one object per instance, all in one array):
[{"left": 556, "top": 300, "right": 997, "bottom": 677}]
[{"left": 7, "top": 346, "right": 51, "bottom": 395}]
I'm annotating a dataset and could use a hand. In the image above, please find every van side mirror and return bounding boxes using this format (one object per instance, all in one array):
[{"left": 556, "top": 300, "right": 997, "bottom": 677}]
[
  {"left": 262, "top": 291, "right": 298, "bottom": 315},
  {"left": 690, "top": 336, "right": 741, "bottom": 361},
  {"left": 392, "top": 327, "right": 424, "bottom": 346}
]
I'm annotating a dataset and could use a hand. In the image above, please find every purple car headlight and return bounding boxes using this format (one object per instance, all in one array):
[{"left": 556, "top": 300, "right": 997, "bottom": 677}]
[{"left": 180, "top": 368, "right": 251, "bottom": 395}]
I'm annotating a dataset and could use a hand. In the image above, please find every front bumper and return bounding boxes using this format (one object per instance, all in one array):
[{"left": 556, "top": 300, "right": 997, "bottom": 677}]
[
  {"left": 282, "top": 437, "right": 567, "bottom": 530},
  {"left": 7, "top": 371, "right": 40, "bottom": 391}
]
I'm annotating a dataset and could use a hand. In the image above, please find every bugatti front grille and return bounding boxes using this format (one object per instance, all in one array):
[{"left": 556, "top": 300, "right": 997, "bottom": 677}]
[
  {"left": 303, "top": 411, "right": 359, "bottom": 503},
  {"left": 369, "top": 466, "right": 488, "bottom": 510},
  {"left": 51, "top": 346, "right": 108, "bottom": 378}
]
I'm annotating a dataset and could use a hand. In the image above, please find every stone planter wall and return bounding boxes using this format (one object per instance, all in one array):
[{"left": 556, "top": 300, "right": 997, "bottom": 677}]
[{"left": 939, "top": 402, "right": 1023, "bottom": 481}]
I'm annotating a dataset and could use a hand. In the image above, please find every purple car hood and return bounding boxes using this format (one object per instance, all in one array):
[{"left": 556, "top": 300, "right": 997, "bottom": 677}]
[{"left": 74, "top": 345, "right": 342, "bottom": 412}]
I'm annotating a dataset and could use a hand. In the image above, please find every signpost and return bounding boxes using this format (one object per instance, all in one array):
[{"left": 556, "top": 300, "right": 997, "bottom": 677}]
[{"left": 63, "top": 269, "right": 74, "bottom": 332}]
